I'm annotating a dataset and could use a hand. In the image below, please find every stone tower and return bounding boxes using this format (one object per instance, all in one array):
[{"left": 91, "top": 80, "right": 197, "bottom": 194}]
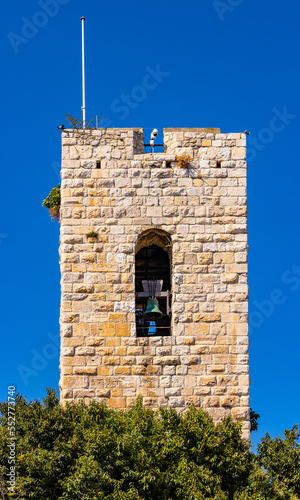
[{"left": 59, "top": 127, "right": 250, "bottom": 438}]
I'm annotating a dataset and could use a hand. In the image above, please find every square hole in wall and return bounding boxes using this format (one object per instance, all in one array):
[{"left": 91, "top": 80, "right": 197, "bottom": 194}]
[{"left": 96, "top": 160, "right": 101, "bottom": 169}]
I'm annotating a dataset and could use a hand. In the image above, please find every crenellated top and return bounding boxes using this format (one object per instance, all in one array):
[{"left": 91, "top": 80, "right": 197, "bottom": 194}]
[
  {"left": 61, "top": 127, "right": 247, "bottom": 164},
  {"left": 61, "top": 128, "right": 145, "bottom": 160}
]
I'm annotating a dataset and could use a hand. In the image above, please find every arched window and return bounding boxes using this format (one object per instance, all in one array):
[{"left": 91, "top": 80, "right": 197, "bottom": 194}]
[{"left": 135, "top": 230, "right": 172, "bottom": 337}]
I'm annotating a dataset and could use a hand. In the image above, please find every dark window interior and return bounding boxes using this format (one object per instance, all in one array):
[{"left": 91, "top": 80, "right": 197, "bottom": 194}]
[{"left": 135, "top": 245, "right": 171, "bottom": 337}]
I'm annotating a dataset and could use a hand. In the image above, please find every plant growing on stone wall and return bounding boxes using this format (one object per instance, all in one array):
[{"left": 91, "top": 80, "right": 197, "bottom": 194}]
[
  {"left": 87, "top": 231, "right": 98, "bottom": 240},
  {"left": 42, "top": 184, "right": 60, "bottom": 221},
  {"left": 175, "top": 153, "right": 192, "bottom": 168},
  {"left": 65, "top": 114, "right": 103, "bottom": 130}
]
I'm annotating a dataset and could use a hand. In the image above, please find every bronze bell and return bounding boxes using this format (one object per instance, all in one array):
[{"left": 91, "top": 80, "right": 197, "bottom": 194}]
[{"left": 143, "top": 298, "right": 163, "bottom": 321}]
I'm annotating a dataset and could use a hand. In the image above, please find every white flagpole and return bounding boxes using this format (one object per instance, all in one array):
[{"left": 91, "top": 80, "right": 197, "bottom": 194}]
[{"left": 81, "top": 17, "right": 86, "bottom": 129}]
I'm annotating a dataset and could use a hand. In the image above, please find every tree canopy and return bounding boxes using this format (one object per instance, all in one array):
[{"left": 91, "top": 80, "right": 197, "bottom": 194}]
[{"left": 0, "top": 389, "right": 299, "bottom": 499}]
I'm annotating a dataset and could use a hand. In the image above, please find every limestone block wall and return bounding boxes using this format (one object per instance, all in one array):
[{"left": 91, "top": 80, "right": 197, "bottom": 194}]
[{"left": 59, "top": 127, "right": 250, "bottom": 438}]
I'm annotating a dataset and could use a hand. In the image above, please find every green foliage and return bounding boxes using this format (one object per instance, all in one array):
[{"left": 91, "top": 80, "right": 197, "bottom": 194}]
[
  {"left": 42, "top": 184, "right": 61, "bottom": 221},
  {"left": 234, "top": 426, "right": 300, "bottom": 500},
  {"left": 250, "top": 409, "right": 260, "bottom": 432},
  {"left": 42, "top": 184, "right": 61, "bottom": 210},
  {"left": 87, "top": 231, "right": 98, "bottom": 239},
  {"left": 255, "top": 425, "right": 300, "bottom": 499},
  {"left": 65, "top": 114, "right": 103, "bottom": 130},
  {"left": 0, "top": 390, "right": 299, "bottom": 499},
  {"left": 0, "top": 389, "right": 251, "bottom": 499}
]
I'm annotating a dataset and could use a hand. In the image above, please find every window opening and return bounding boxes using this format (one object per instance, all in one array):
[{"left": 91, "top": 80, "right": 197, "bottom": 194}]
[
  {"left": 96, "top": 160, "right": 101, "bottom": 169},
  {"left": 135, "top": 245, "right": 171, "bottom": 337}
]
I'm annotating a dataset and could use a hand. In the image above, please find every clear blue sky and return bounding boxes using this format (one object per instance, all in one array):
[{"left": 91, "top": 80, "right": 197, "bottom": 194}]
[{"left": 1, "top": 0, "right": 299, "bottom": 449}]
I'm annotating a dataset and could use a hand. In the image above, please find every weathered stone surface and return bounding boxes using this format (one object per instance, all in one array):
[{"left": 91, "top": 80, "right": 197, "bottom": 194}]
[
  {"left": 59, "top": 127, "right": 249, "bottom": 440},
  {"left": 62, "top": 376, "right": 89, "bottom": 389},
  {"left": 74, "top": 367, "right": 97, "bottom": 375}
]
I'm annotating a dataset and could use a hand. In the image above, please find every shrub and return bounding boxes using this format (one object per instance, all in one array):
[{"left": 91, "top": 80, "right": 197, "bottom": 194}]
[
  {"left": 175, "top": 153, "right": 192, "bottom": 168},
  {"left": 1, "top": 390, "right": 298, "bottom": 499},
  {"left": 0, "top": 389, "right": 251, "bottom": 499},
  {"left": 65, "top": 114, "right": 103, "bottom": 129},
  {"left": 87, "top": 231, "right": 98, "bottom": 239},
  {"left": 42, "top": 184, "right": 61, "bottom": 221}
]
